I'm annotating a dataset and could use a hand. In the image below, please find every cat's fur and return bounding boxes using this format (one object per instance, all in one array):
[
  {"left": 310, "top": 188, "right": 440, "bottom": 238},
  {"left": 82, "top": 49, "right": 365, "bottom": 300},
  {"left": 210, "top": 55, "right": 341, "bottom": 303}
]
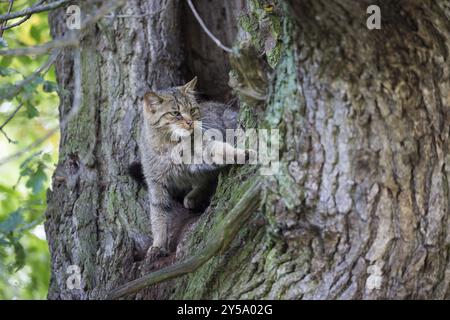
[{"left": 138, "top": 77, "right": 247, "bottom": 256}]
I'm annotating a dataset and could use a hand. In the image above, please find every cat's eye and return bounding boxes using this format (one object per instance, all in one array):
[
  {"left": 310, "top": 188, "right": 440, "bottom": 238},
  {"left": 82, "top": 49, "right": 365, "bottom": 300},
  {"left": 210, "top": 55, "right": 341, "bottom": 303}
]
[
  {"left": 169, "top": 111, "right": 181, "bottom": 117},
  {"left": 191, "top": 108, "right": 200, "bottom": 115}
]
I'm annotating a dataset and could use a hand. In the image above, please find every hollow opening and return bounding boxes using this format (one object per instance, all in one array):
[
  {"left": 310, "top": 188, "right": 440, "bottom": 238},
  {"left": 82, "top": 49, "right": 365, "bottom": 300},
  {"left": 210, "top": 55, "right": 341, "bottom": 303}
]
[
  {"left": 151, "top": 0, "right": 249, "bottom": 252},
  {"left": 131, "top": 0, "right": 250, "bottom": 260},
  {"left": 180, "top": 0, "right": 247, "bottom": 102}
]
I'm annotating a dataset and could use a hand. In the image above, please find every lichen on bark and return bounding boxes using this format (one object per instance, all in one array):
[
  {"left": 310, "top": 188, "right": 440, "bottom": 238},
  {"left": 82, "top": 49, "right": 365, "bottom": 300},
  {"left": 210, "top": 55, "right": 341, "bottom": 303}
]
[{"left": 239, "top": 0, "right": 283, "bottom": 68}]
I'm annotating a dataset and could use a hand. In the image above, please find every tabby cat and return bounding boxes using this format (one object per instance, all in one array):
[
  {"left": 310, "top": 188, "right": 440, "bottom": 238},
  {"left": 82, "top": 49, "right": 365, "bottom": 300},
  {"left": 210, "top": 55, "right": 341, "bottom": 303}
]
[{"left": 138, "top": 77, "right": 249, "bottom": 256}]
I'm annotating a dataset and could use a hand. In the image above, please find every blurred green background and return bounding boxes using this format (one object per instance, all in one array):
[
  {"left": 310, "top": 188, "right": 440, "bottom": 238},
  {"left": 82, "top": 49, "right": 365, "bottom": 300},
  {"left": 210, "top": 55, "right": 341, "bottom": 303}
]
[{"left": 0, "top": 0, "right": 59, "bottom": 299}]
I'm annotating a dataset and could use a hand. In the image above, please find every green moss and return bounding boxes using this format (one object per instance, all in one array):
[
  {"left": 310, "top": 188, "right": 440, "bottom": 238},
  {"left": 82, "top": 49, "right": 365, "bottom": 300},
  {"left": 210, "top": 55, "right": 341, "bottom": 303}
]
[
  {"left": 265, "top": 22, "right": 298, "bottom": 129},
  {"left": 240, "top": 13, "right": 259, "bottom": 39},
  {"left": 266, "top": 43, "right": 282, "bottom": 69},
  {"left": 62, "top": 48, "right": 99, "bottom": 165},
  {"left": 238, "top": 0, "right": 284, "bottom": 69}
]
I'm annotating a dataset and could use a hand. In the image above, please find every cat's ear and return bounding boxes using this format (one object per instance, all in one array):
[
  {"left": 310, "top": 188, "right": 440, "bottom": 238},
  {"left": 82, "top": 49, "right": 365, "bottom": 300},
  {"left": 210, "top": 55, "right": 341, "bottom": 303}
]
[
  {"left": 181, "top": 76, "right": 198, "bottom": 94},
  {"left": 143, "top": 91, "right": 163, "bottom": 112}
]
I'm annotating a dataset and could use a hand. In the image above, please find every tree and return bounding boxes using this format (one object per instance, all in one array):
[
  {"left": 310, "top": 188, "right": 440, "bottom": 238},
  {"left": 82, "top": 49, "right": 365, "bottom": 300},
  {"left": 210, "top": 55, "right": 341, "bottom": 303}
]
[{"left": 41, "top": 0, "right": 450, "bottom": 299}]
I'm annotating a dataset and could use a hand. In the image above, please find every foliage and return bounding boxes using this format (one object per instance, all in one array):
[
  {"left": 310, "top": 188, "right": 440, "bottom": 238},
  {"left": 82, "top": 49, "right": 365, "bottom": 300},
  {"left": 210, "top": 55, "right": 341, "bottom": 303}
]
[{"left": 0, "top": 1, "right": 59, "bottom": 300}]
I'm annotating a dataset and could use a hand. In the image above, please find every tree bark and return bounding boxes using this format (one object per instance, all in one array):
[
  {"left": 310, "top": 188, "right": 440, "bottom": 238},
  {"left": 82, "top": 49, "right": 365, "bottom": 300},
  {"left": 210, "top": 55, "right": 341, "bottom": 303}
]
[{"left": 45, "top": 0, "right": 450, "bottom": 300}]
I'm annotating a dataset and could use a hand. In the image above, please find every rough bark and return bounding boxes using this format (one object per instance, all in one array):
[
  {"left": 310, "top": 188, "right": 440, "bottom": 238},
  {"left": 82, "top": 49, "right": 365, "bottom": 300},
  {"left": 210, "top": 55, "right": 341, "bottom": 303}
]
[{"left": 46, "top": 0, "right": 450, "bottom": 300}]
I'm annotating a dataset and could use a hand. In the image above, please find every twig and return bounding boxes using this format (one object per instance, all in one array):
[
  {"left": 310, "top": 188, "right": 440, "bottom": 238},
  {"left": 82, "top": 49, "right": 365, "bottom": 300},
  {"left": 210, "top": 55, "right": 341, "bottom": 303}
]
[
  {"left": 0, "top": 0, "right": 70, "bottom": 23},
  {"left": 0, "top": 126, "right": 58, "bottom": 165},
  {"left": 1, "top": 0, "right": 46, "bottom": 31},
  {"left": 0, "top": 0, "right": 125, "bottom": 56},
  {"left": 1, "top": 14, "right": 30, "bottom": 30},
  {"left": 0, "top": 102, "right": 23, "bottom": 143},
  {"left": 0, "top": 36, "right": 78, "bottom": 56},
  {"left": 0, "top": 103, "right": 24, "bottom": 131},
  {"left": 0, "top": 127, "right": 16, "bottom": 143},
  {"left": 186, "top": 0, "right": 233, "bottom": 53},
  {"left": 106, "top": 178, "right": 262, "bottom": 300},
  {"left": 0, "top": 0, "right": 14, "bottom": 37},
  {"left": 16, "top": 213, "right": 45, "bottom": 233}
]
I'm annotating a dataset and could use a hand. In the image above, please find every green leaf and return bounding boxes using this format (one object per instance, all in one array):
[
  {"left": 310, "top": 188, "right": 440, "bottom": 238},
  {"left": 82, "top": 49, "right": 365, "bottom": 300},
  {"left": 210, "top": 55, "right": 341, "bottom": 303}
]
[
  {"left": 43, "top": 81, "right": 58, "bottom": 93},
  {"left": 0, "top": 66, "right": 18, "bottom": 77},
  {"left": 10, "top": 237, "right": 26, "bottom": 271},
  {"left": 0, "top": 38, "right": 8, "bottom": 48},
  {"left": 19, "top": 166, "right": 33, "bottom": 178},
  {"left": 25, "top": 102, "right": 39, "bottom": 118},
  {"left": 0, "top": 85, "right": 10, "bottom": 100},
  {"left": 17, "top": 55, "right": 32, "bottom": 65},
  {"left": 29, "top": 25, "right": 42, "bottom": 42},
  {"left": 19, "top": 151, "right": 42, "bottom": 170},
  {"left": 25, "top": 165, "right": 47, "bottom": 194},
  {"left": 0, "top": 56, "right": 13, "bottom": 68},
  {"left": 42, "top": 153, "right": 52, "bottom": 163},
  {"left": 23, "top": 83, "right": 36, "bottom": 95},
  {"left": 23, "top": 76, "right": 44, "bottom": 93},
  {"left": 0, "top": 238, "right": 9, "bottom": 246},
  {"left": 0, "top": 211, "right": 24, "bottom": 234}
]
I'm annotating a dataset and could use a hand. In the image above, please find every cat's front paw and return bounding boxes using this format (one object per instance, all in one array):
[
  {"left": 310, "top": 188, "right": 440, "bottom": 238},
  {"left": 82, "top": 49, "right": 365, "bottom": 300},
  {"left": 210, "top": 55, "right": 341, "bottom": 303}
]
[
  {"left": 140, "top": 245, "right": 169, "bottom": 273},
  {"left": 145, "top": 245, "right": 169, "bottom": 261},
  {"left": 183, "top": 195, "right": 196, "bottom": 210}
]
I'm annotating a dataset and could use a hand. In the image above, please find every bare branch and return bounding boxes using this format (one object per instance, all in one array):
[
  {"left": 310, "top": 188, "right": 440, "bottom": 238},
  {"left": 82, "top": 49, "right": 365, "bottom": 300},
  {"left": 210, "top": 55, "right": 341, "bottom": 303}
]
[
  {"left": 1, "top": 0, "right": 46, "bottom": 31},
  {"left": 187, "top": 0, "right": 233, "bottom": 53},
  {"left": 0, "top": 0, "right": 14, "bottom": 37},
  {"left": 0, "top": 0, "right": 125, "bottom": 56},
  {"left": 0, "top": 126, "right": 58, "bottom": 165},
  {"left": 106, "top": 178, "right": 262, "bottom": 300},
  {"left": 0, "top": 0, "right": 71, "bottom": 23},
  {"left": 0, "top": 127, "right": 16, "bottom": 143},
  {"left": 1, "top": 14, "right": 31, "bottom": 30},
  {"left": 0, "top": 36, "right": 78, "bottom": 56},
  {"left": 0, "top": 102, "right": 24, "bottom": 134}
]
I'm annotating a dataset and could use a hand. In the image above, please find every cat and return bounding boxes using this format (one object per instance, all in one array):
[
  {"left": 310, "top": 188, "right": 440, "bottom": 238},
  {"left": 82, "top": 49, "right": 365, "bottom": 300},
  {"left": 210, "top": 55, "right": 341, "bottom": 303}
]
[{"left": 136, "top": 77, "right": 251, "bottom": 257}]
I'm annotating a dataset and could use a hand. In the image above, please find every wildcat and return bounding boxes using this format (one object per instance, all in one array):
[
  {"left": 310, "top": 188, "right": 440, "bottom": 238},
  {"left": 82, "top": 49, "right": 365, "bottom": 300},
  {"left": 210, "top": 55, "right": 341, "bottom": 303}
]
[{"left": 136, "top": 77, "right": 250, "bottom": 257}]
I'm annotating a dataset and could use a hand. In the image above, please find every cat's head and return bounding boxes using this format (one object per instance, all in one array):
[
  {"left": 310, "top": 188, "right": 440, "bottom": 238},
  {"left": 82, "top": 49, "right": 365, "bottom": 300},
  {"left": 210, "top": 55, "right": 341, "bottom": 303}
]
[{"left": 143, "top": 77, "right": 201, "bottom": 140}]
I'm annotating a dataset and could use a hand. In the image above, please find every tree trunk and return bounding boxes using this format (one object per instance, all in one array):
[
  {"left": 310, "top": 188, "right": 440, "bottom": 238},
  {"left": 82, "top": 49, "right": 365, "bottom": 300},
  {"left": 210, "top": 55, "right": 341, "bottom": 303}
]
[{"left": 45, "top": 0, "right": 450, "bottom": 300}]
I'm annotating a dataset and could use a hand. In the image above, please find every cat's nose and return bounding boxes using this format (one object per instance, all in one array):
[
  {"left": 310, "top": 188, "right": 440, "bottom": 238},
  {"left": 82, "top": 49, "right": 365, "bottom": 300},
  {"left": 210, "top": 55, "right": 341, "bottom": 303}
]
[{"left": 185, "top": 119, "right": 193, "bottom": 127}]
